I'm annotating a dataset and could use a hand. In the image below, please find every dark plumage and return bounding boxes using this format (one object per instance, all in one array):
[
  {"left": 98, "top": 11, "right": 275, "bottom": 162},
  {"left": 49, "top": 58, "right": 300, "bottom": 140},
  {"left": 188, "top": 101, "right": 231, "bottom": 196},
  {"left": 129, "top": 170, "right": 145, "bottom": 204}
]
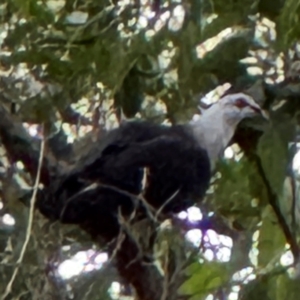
[
  {"left": 39, "top": 121, "right": 211, "bottom": 240},
  {"left": 37, "top": 93, "right": 266, "bottom": 241}
]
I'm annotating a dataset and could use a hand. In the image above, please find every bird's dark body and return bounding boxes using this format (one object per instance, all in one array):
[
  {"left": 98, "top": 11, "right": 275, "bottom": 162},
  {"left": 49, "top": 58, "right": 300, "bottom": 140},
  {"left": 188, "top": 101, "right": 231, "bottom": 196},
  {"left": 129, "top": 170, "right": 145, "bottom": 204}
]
[{"left": 38, "top": 121, "right": 211, "bottom": 241}]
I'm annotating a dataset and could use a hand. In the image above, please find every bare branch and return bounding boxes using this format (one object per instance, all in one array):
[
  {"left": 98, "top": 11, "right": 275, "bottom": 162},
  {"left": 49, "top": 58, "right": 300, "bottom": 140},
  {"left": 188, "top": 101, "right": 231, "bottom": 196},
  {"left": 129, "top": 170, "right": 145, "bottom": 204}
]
[{"left": 253, "top": 154, "right": 300, "bottom": 262}]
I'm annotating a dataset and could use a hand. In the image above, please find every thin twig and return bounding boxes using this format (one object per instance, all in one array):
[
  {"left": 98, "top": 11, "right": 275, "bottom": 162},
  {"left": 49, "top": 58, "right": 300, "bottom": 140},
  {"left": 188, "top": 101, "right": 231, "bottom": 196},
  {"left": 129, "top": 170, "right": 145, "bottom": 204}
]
[
  {"left": 290, "top": 175, "right": 297, "bottom": 234},
  {"left": 1, "top": 132, "right": 45, "bottom": 300},
  {"left": 155, "top": 189, "right": 180, "bottom": 219},
  {"left": 60, "top": 181, "right": 158, "bottom": 222},
  {"left": 160, "top": 247, "right": 169, "bottom": 300},
  {"left": 107, "top": 229, "right": 126, "bottom": 266}
]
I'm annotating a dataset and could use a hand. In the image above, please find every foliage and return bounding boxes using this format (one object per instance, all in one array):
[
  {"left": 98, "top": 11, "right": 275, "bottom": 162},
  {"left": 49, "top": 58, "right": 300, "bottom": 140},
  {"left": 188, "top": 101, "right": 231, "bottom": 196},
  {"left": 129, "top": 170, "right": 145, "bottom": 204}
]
[
  {"left": 179, "top": 260, "right": 231, "bottom": 299},
  {"left": 1, "top": 0, "right": 300, "bottom": 299}
]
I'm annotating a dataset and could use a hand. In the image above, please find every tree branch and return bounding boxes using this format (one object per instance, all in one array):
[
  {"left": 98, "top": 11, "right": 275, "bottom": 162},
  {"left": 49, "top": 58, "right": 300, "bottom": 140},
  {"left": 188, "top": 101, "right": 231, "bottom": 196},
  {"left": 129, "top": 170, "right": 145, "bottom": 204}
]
[
  {"left": 253, "top": 154, "right": 300, "bottom": 262},
  {"left": 1, "top": 133, "right": 45, "bottom": 300}
]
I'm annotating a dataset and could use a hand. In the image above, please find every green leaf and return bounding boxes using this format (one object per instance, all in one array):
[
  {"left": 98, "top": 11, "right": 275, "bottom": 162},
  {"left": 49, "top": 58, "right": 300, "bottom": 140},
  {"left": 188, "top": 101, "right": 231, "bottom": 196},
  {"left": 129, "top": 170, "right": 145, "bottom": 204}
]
[
  {"left": 179, "top": 261, "right": 230, "bottom": 299},
  {"left": 240, "top": 276, "right": 274, "bottom": 300},
  {"left": 275, "top": 273, "right": 300, "bottom": 300},
  {"left": 241, "top": 272, "right": 300, "bottom": 300},
  {"left": 213, "top": 158, "right": 264, "bottom": 231},
  {"left": 257, "top": 206, "right": 286, "bottom": 267},
  {"left": 257, "top": 120, "right": 294, "bottom": 197},
  {"left": 276, "top": 0, "right": 300, "bottom": 50}
]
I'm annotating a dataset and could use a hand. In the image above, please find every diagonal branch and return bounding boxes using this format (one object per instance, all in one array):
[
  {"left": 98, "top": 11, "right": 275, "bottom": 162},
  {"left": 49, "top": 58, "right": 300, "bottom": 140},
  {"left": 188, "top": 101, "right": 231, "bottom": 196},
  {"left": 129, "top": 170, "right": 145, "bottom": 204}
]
[
  {"left": 253, "top": 154, "right": 300, "bottom": 262},
  {"left": 1, "top": 133, "right": 45, "bottom": 300}
]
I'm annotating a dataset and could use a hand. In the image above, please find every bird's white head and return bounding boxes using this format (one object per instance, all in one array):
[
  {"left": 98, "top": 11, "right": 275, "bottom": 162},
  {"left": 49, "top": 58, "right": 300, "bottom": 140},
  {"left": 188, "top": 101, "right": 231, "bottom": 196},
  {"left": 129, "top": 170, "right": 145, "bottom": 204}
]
[
  {"left": 217, "top": 92, "right": 266, "bottom": 125},
  {"left": 191, "top": 92, "right": 267, "bottom": 168}
]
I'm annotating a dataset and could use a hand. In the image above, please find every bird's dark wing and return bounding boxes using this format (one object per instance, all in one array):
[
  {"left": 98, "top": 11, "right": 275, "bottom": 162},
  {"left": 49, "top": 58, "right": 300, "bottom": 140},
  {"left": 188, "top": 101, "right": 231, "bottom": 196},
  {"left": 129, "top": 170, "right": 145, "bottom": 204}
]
[{"left": 37, "top": 123, "right": 210, "bottom": 241}]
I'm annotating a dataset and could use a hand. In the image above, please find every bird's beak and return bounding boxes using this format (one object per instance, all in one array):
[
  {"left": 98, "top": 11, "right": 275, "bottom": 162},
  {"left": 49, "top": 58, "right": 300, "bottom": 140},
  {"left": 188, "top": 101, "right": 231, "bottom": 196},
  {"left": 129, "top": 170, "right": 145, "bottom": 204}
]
[
  {"left": 249, "top": 104, "right": 269, "bottom": 120},
  {"left": 260, "top": 109, "right": 269, "bottom": 120}
]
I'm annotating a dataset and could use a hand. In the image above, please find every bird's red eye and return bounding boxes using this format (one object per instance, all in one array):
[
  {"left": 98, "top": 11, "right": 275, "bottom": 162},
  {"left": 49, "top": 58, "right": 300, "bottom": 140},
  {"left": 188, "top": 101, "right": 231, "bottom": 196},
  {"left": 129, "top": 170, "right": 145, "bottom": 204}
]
[{"left": 234, "top": 98, "right": 249, "bottom": 109}]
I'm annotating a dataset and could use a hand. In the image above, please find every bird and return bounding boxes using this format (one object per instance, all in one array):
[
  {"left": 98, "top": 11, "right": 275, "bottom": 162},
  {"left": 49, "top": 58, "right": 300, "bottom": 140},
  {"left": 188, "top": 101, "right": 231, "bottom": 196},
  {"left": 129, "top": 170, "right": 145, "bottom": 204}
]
[{"left": 37, "top": 93, "right": 266, "bottom": 241}]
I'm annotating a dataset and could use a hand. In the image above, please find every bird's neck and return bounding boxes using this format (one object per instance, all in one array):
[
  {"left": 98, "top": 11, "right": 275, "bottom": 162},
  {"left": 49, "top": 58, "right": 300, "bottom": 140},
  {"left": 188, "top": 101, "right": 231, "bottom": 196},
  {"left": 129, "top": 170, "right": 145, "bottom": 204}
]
[{"left": 190, "top": 104, "right": 239, "bottom": 169}]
